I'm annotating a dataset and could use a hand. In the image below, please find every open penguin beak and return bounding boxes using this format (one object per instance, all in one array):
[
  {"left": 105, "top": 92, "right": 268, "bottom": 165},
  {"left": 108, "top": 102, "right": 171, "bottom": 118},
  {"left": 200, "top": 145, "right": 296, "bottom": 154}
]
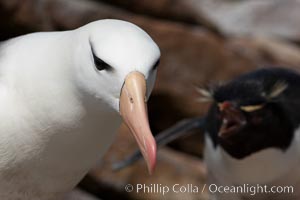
[
  {"left": 119, "top": 71, "right": 156, "bottom": 174},
  {"left": 218, "top": 102, "right": 246, "bottom": 138}
]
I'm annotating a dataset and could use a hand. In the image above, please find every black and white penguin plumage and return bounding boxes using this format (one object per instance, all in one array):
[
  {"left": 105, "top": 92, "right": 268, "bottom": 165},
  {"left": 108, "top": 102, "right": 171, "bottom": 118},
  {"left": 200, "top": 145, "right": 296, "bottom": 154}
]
[
  {"left": 114, "top": 67, "right": 300, "bottom": 200},
  {"left": 204, "top": 67, "right": 300, "bottom": 200}
]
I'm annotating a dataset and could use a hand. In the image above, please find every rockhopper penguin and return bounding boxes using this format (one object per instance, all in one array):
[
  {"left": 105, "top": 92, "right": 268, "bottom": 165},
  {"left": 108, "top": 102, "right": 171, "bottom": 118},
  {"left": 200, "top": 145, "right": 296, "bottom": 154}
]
[{"left": 114, "top": 67, "right": 300, "bottom": 200}]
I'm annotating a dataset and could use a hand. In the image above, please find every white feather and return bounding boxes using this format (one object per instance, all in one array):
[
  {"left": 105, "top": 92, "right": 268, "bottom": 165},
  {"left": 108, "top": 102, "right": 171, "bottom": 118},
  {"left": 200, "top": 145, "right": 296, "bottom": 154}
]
[
  {"left": 204, "top": 127, "right": 300, "bottom": 199},
  {"left": 0, "top": 19, "right": 160, "bottom": 200}
]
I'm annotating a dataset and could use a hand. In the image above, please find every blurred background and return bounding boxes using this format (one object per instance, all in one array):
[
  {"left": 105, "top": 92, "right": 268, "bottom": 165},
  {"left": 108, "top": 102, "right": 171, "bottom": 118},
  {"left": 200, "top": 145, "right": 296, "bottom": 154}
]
[{"left": 1, "top": 0, "right": 300, "bottom": 199}]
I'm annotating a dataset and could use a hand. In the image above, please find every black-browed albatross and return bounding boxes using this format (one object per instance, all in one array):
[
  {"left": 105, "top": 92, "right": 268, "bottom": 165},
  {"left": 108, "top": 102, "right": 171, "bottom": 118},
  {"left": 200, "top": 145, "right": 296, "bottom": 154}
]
[{"left": 0, "top": 19, "right": 160, "bottom": 200}]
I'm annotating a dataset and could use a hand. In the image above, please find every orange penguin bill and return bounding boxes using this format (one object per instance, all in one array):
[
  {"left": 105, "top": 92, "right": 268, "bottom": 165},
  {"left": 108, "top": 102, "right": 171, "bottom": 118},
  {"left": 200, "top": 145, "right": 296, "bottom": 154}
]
[{"left": 119, "top": 71, "right": 157, "bottom": 174}]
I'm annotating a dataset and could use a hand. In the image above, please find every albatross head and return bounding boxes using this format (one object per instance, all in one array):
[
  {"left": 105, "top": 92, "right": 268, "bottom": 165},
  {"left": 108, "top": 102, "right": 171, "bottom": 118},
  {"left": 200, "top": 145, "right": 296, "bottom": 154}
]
[{"left": 74, "top": 19, "right": 160, "bottom": 173}]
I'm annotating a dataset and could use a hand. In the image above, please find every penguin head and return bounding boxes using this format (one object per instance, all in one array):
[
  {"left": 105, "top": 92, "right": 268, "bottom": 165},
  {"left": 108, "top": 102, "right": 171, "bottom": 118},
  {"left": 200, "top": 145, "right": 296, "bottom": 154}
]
[{"left": 205, "top": 68, "right": 300, "bottom": 159}]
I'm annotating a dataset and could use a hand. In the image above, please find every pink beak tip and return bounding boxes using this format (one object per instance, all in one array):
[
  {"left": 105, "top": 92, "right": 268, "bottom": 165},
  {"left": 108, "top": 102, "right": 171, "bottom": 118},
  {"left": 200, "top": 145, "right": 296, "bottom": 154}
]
[{"left": 146, "top": 140, "right": 157, "bottom": 175}]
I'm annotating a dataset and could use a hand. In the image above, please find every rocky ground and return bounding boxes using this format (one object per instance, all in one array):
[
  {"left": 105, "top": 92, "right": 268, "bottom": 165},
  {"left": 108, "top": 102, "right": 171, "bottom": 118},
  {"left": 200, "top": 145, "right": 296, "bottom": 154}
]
[{"left": 1, "top": 0, "right": 300, "bottom": 199}]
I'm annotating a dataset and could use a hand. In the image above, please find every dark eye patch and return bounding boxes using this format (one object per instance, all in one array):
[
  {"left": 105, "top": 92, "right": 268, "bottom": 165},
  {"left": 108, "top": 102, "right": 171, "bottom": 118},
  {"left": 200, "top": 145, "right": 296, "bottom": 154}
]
[
  {"left": 91, "top": 46, "right": 113, "bottom": 71},
  {"left": 152, "top": 59, "right": 160, "bottom": 70},
  {"left": 93, "top": 54, "right": 112, "bottom": 71}
]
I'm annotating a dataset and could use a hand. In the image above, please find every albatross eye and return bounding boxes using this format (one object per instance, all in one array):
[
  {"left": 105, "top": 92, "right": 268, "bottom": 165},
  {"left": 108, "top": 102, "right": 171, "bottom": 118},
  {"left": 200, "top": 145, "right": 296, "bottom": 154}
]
[
  {"left": 152, "top": 59, "right": 160, "bottom": 70},
  {"left": 90, "top": 45, "right": 112, "bottom": 71},
  {"left": 92, "top": 53, "right": 112, "bottom": 71}
]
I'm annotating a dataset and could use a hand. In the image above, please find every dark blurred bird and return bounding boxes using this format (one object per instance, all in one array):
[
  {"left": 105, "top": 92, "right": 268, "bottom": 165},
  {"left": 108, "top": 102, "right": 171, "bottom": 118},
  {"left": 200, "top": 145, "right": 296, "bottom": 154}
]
[{"left": 114, "top": 67, "right": 300, "bottom": 200}]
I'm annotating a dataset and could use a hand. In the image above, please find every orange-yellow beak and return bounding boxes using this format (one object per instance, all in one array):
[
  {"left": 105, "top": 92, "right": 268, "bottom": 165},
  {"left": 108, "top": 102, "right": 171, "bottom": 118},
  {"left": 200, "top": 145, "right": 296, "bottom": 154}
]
[{"left": 119, "top": 71, "right": 156, "bottom": 174}]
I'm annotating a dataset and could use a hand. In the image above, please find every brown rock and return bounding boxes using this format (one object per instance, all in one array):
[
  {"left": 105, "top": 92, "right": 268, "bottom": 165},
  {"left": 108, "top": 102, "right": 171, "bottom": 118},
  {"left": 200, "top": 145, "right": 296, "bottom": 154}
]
[
  {"left": 226, "top": 37, "right": 300, "bottom": 69},
  {"left": 98, "top": 0, "right": 300, "bottom": 41},
  {"left": 195, "top": 0, "right": 300, "bottom": 41},
  {"left": 0, "top": 0, "right": 131, "bottom": 31},
  {"left": 98, "top": 0, "right": 220, "bottom": 35},
  {"left": 89, "top": 124, "right": 208, "bottom": 200}
]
